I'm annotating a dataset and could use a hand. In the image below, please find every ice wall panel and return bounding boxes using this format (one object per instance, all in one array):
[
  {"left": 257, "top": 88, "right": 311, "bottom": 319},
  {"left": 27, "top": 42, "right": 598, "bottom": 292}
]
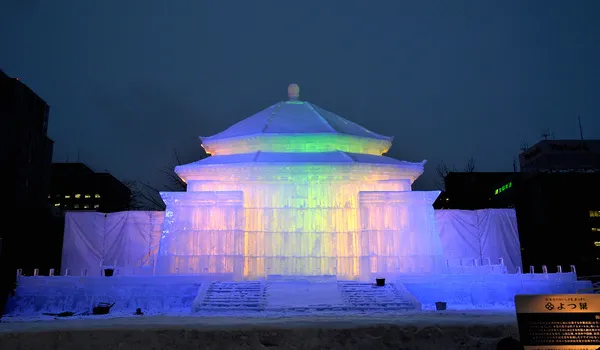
[
  {"left": 359, "top": 191, "right": 445, "bottom": 276},
  {"left": 185, "top": 178, "right": 409, "bottom": 279},
  {"left": 156, "top": 191, "right": 244, "bottom": 276}
]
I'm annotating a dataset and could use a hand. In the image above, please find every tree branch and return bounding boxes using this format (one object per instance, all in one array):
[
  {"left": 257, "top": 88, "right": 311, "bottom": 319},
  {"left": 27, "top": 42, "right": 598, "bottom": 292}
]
[
  {"left": 125, "top": 147, "right": 189, "bottom": 211},
  {"left": 464, "top": 156, "right": 476, "bottom": 172},
  {"left": 435, "top": 161, "right": 456, "bottom": 190}
]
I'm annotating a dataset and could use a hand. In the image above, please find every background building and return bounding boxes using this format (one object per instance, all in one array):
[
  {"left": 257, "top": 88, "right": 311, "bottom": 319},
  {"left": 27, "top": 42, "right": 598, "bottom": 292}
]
[
  {"left": 519, "top": 139, "right": 600, "bottom": 172},
  {"left": 440, "top": 140, "right": 600, "bottom": 277},
  {"left": 440, "top": 172, "right": 516, "bottom": 210},
  {"left": 0, "top": 70, "right": 54, "bottom": 210},
  {"left": 49, "top": 163, "right": 132, "bottom": 213},
  {"left": 0, "top": 71, "right": 55, "bottom": 312}
]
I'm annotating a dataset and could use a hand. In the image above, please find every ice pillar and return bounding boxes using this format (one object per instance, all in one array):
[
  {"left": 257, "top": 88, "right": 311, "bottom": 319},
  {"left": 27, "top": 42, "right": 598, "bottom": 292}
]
[
  {"left": 156, "top": 191, "right": 245, "bottom": 277},
  {"left": 358, "top": 190, "right": 445, "bottom": 278}
]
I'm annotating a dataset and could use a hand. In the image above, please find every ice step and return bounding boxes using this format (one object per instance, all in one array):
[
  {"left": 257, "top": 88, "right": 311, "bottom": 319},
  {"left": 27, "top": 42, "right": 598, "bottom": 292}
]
[
  {"left": 337, "top": 282, "right": 421, "bottom": 310},
  {"left": 195, "top": 281, "right": 266, "bottom": 311}
]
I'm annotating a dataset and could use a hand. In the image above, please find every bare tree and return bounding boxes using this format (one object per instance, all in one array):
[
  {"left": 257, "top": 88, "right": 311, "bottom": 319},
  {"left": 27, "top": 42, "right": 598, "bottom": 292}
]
[
  {"left": 123, "top": 180, "right": 145, "bottom": 210},
  {"left": 126, "top": 148, "right": 188, "bottom": 211},
  {"left": 464, "top": 156, "right": 476, "bottom": 172},
  {"left": 161, "top": 149, "right": 187, "bottom": 191},
  {"left": 435, "top": 157, "right": 476, "bottom": 190},
  {"left": 435, "top": 161, "right": 456, "bottom": 190},
  {"left": 125, "top": 180, "right": 168, "bottom": 210}
]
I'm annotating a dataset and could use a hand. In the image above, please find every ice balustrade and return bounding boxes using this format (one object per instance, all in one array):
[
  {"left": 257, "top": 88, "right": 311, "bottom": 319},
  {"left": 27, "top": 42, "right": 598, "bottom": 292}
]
[
  {"left": 445, "top": 257, "right": 508, "bottom": 274},
  {"left": 7, "top": 271, "right": 590, "bottom": 317},
  {"left": 18, "top": 264, "right": 580, "bottom": 278}
]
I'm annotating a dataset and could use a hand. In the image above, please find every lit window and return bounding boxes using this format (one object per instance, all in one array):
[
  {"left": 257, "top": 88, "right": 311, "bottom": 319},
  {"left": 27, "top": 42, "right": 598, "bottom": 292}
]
[
  {"left": 594, "top": 241, "right": 600, "bottom": 247},
  {"left": 83, "top": 204, "right": 90, "bottom": 209},
  {"left": 590, "top": 210, "right": 600, "bottom": 218},
  {"left": 593, "top": 228, "right": 600, "bottom": 232},
  {"left": 95, "top": 194, "right": 101, "bottom": 198},
  {"left": 65, "top": 195, "right": 71, "bottom": 199},
  {"left": 54, "top": 203, "right": 60, "bottom": 207},
  {"left": 93, "top": 204, "right": 99, "bottom": 209},
  {"left": 84, "top": 194, "right": 91, "bottom": 199},
  {"left": 75, "top": 194, "right": 81, "bottom": 199},
  {"left": 74, "top": 204, "right": 80, "bottom": 209}
]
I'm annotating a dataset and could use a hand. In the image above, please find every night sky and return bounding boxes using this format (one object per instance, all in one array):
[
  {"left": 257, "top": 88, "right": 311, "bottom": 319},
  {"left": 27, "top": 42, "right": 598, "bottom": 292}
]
[{"left": 1, "top": 0, "right": 599, "bottom": 190}]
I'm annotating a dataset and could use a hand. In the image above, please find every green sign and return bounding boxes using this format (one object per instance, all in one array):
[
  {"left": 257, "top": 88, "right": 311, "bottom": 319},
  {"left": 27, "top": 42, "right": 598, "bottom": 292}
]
[{"left": 494, "top": 181, "right": 512, "bottom": 195}]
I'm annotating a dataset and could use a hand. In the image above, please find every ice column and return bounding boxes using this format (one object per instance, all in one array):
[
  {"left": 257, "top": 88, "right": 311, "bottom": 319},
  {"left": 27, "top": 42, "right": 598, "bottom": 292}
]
[
  {"left": 156, "top": 191, "right": 245, "bottom": 277},
  {"left": 358, "top": 191, "right": 445, "bottom": 279}
]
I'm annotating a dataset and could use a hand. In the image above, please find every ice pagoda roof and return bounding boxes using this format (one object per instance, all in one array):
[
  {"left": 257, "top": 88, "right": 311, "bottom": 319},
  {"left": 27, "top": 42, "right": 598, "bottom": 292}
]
[
  {"left": 176, "top": 151, "right": 426, "bottom": 180},
  {"left": 201, "top": 100, "right": 392, "bottom": 144},
  {"left": 182, "top": 151, "right": 422, "bottom": 166}
]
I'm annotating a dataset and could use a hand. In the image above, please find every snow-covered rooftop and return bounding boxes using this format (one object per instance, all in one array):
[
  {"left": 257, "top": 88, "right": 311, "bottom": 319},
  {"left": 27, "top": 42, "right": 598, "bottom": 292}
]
[{"left": 201, "top": 85, "right": 392, "bottom": 143}]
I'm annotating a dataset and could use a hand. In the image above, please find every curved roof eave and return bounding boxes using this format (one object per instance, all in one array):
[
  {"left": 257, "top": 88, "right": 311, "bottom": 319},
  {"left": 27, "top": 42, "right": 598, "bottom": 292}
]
[
  {"left": 200, "top": 132, "right": 394, "bottom": 145},
  {"left": 175, "top": 151, "right": 425, "bottom": 175},
  {"left": 200, "top": 101, "right": 394, "bottom": 143}
]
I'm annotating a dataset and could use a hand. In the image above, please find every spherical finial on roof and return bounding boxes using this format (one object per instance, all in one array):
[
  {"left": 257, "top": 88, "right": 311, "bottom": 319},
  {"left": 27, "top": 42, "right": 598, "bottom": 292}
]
[{"left": 288, "top": 84, "right": 300, "bottom": 100}]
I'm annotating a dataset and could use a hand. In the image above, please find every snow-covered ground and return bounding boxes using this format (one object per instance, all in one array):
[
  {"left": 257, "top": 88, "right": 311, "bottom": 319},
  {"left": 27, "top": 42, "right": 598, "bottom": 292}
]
[
  {"left": 0, "top": 309, "right": 519, "bottom": 349},
  {"left": 0, "top": 274, "right": 588, "bottom": 349},
  {"left": 5, "top": 273, "right": 589, "bottom": 315},
  {"left": 1, "top": 307, "right": 517, "bottom": 330}
]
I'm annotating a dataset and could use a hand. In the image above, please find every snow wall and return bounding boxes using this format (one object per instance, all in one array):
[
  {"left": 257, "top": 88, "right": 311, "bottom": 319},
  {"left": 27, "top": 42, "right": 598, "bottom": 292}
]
[{"left": 60, "top": 209, "right": 522, "bottom": 277}]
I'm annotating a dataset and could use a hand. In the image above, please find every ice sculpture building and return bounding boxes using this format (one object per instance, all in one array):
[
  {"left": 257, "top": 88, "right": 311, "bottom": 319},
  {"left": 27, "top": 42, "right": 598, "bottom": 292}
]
[{"left": 157, "top": 84, "right": 445, "bottom": 280}]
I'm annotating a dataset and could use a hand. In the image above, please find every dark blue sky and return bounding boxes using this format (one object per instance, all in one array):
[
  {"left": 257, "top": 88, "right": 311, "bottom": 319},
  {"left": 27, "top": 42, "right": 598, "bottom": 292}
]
[{"left": 2, "top": 0, "right": 599, "bottom": 189}]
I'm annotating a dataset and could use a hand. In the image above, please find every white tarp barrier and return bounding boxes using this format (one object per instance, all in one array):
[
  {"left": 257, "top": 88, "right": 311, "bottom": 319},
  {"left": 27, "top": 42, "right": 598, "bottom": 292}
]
[
  {"left": 435, "top": 209, "right": 522, "bottom": 273},
  {"left": 60, "top": 209, "right": 521, "bottom": 276},
  {"left": 61, "top": 211, "right": 164, "bottom": 276}
]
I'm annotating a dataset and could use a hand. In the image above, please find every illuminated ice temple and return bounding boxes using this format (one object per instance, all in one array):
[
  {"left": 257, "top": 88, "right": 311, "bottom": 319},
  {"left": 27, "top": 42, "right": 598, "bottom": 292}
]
[
  {"left": 156, "top": 84, "right": 445, "bottom": 280},
  {"left": 6, "top": 85, "right": 591, "bottom": 320}
]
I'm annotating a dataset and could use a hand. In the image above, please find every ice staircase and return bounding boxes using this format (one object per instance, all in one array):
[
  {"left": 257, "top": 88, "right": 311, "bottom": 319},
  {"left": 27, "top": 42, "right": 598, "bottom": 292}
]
[
  {"left": 192, "top": 280, "right": 420, "bottom": 313},
  {"left": 192, "top": 281, "right": 266, "bottom": 312},
  {"left": 337, "top": 282, "right": 421, "bottom": 311}
]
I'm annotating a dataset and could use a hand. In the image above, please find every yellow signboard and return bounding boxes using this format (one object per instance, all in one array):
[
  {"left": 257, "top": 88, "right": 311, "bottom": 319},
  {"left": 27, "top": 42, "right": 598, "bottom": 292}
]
[{"left": 515, "top": 294, "right": 600, "bottom": 350}]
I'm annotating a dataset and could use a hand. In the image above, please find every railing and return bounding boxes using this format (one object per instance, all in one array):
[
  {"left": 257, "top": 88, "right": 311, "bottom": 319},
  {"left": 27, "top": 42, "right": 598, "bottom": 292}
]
[
  {"left": 445, "top": 257, "right": 508, "bottom": 274},
  {"left": 15, "top": 265, "right": 155, "bottom": 278},
  {"left": 16, "top": 262, "right": 580, "bottom": 278},
  {"left": 444, "top": 259, "right": 579, "bottom": 277}
]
